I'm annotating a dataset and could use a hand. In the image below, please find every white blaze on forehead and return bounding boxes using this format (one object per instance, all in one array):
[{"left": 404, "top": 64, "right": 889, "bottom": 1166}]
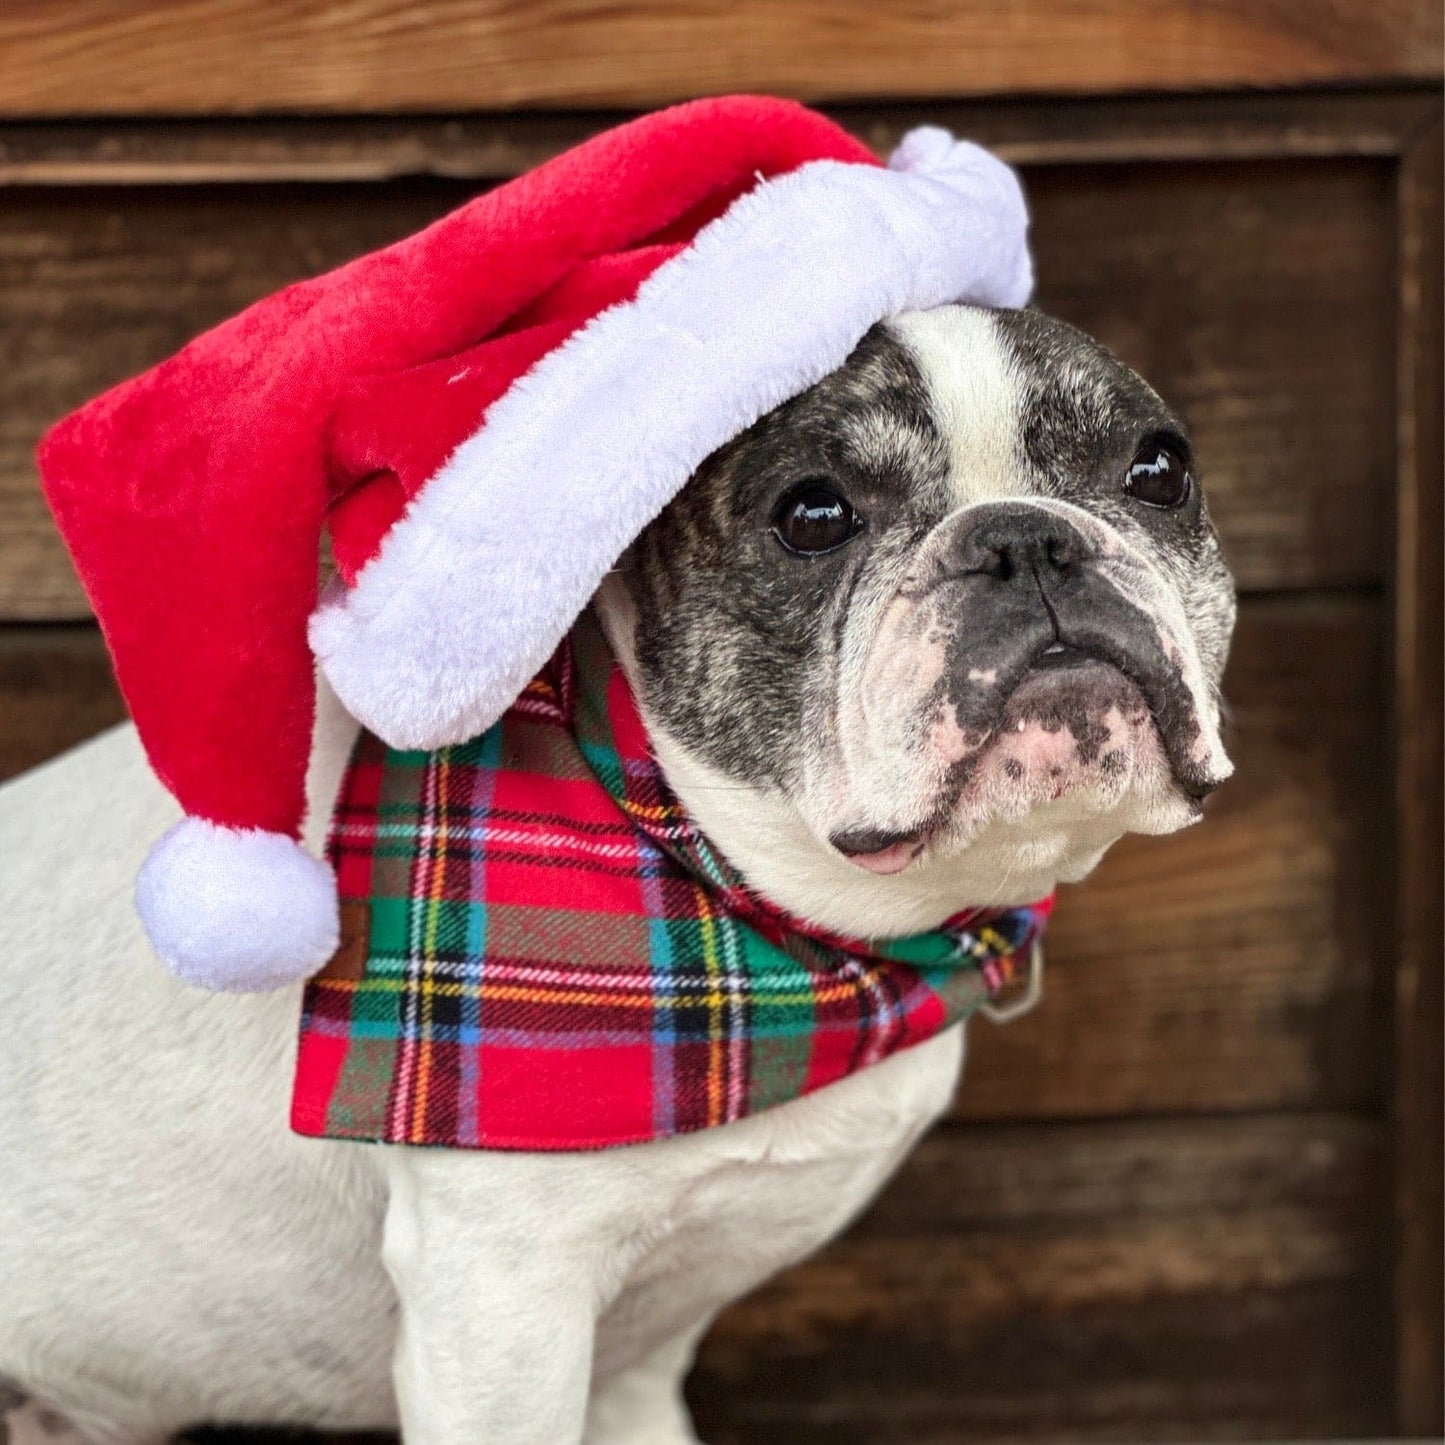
[{"left": 887, "top": 306, "right": 1024, "bottom": 505}]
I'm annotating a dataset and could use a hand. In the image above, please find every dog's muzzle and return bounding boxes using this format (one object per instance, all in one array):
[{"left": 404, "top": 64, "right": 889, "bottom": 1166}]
[{"left": 922, "top": 503, "right": 1219, "bottom": 801}]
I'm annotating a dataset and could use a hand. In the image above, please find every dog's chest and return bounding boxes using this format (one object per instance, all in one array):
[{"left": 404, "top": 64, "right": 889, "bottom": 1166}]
[{"left": 586, "top": 1026, "right": 966, "bottom": 1376}]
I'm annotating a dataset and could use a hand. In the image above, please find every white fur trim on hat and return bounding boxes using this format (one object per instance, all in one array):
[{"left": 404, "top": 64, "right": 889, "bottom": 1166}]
[
  {"left": 136, "top": 819, "right": 339, "bottom": 992},
  {"left": 310, "top": 129, "right": 1032, "bottom": 751}
]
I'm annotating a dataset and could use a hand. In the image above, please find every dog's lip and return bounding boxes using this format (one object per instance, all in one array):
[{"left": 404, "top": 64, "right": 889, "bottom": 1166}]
[
  {"left": 830, "top": 827, "right": 928, "bottom": 874},
  {"left": 844, "top": 837, "right": 927, "bottom": 875},
  {"left": 1032, "top": 640, "right": 1093, "bottom": 670},
  {"left": 1007, "top": 646, "right": 1133, "bottom": 699},
  {"left": 828, "top": 637, "right": 1219, "bottom": 874}
]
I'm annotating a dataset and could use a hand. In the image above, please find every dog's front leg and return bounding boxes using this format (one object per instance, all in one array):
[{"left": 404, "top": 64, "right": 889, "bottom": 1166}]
[{"left": 382, "top": 1150, "right": 613, "bottom": 1445}]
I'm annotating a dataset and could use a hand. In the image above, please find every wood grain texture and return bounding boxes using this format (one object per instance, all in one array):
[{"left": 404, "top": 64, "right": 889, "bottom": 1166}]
[
  {"left": 0, "top": 595, "right": 1391, "bottom": 1128},
  {"left": 1392, "top": 107, "right": 1444, "bottom": 1438},
  {"left": 688, "top": 1113, "right": 1391, "bottom": 1442},
  {"left": 0, "top": 1, "right": 1439, "bottom": 117},
  {"left": 0, "top": 152, "right": 1397, "bottom": 618},
  {"left": 1, "top": 92, "right": 1438, "bottom": 187}
]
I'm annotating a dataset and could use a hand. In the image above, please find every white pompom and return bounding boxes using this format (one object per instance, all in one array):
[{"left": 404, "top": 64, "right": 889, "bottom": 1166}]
[
  {"left": 136, "top": 819, "right": 340, "bottom": 992},
  {"left": 887, "top": 125, "right": 957, "bottom": 175}
]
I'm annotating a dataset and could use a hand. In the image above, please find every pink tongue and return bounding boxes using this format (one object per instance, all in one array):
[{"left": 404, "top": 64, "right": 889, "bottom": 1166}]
[{"left": 845, "top": 838, "right": 924, "bottom": 875}]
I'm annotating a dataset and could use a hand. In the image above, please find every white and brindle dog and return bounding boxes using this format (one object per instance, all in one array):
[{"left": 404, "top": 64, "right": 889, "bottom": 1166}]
[{"left": 0, "top": 304, "right": 1235, "bottom": 1445}]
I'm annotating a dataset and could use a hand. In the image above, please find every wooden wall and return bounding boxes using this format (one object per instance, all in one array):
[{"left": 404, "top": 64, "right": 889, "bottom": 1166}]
[
  {"left": 0, "top": 1, "right": 1439, "bottom": 112},
  {"left": 0, "top": 8, "right": 1439, "bottom": 1439}
]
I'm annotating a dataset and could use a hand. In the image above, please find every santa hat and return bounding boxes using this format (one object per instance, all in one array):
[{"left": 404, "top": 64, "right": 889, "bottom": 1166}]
[{"left": 38, "top": 96, "right": 1032, "bottom": 993}]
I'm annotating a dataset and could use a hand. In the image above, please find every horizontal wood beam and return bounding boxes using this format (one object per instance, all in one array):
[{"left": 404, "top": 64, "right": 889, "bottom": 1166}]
[
  {"left": 0, "top": 1, "right": 1439, "bottom": 118},
  {"left": 0, "top": 91, "right": 1440, "bottom": 188}
]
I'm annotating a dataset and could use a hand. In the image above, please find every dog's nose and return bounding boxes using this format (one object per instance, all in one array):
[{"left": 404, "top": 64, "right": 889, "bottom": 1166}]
[{"left": 953, "top": 505, "right": 1085, "bottom": 584}]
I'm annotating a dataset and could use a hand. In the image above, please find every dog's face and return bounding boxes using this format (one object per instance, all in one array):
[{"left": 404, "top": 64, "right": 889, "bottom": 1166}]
[{"left": 600, "top": 305, "right": 1235, "bottom": 933}]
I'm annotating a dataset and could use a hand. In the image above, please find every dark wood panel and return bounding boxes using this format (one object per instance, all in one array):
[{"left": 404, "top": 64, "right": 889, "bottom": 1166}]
[
  {"left": 690, "top": 1113, "right": 1391, "bottom": 1442},
  {"left": 0, "top": 152, "right": 1396, "bottom": 618},
  {"left": 0, "top": 626, "right": 124, "bottom": 782},
  {"left": 1028, "top": 156, "right": 1397, "bottom": 593},
  {"left": 954, "top": 593, "right": 1390, "bottom": 1122},
  {"left": 0, "top": 92, "right": 1437, "bottom": 185},
  {"left": 0, "top": 595, "right": 1392, "bottom": 1128},
  {"left": 0, "top": 1, "right": 1440, "bottom": 117},
  {"left": 1392, "top": 108, "right": 1444, "bottom": 1438}
]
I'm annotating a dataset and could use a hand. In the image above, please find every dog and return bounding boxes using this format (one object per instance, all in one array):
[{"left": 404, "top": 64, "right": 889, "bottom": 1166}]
[{"left": 0, "top": 302, "right": 1234, "bottom": 1445}]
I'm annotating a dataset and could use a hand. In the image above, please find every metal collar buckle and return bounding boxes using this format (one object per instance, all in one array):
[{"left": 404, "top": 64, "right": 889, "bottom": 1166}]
[{"left": 978, "top": 938, "right": 1045, "bottom": 1026}]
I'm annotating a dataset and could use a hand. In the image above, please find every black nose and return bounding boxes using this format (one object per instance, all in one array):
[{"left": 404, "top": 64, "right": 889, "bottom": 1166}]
[{"left": 953, "top": 505, "right": 1085, "bottom": 584}]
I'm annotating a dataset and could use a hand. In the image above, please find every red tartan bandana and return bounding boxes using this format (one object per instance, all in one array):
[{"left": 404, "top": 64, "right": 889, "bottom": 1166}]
[{"left": 292, "top": 612, "right": 1052, "bottom": 1151}]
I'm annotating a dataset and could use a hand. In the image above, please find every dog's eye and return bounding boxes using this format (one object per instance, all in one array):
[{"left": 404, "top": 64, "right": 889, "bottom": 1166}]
[
  {"left": 771, "top": 483, "right": 864, "bottom": 556},
  {"left": 1124, "top": 439, "right": 1193, "bottom": 509}
]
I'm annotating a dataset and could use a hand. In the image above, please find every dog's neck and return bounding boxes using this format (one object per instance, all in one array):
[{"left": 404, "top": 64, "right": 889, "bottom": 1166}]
[{"left": 594, "top": 580, "right": 1109, "bottom": 937}]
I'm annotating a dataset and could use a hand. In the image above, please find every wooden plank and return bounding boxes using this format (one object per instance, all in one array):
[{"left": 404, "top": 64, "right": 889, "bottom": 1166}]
[
  {"left": 0, "top": 627, "right": 124, "bottom": 783},
  {"left": 954, "top": 593, "right": 1389, "bottom": 1122},
  {"left": 1392, "top": 106, "right": 1444, "bottom": 1439},
  {"left": 0, "top": 595, "right": 1392, "bottom": 1129},
  {"left": 689, "top": 1113, "right": 1391, "bottom": 1442},
  {"left": 1, "top": 92, "right": 1439, "bottom": 187},
  {"left": 0, "top": 117, "right": 592, "bottom": 187},
  {"left": 0, "top": 1, "right": 1439, "bottom": 118},
  {"left": 0, "top": 152, "right": 1396, "bottom": 618},
  {"left": 849, "top": 90, "right": 1445, "bottom": 169}
]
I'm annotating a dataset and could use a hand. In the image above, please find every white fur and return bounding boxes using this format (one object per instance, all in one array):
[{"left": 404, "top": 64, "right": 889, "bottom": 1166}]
[
  {"left": 637, "top": 718, "right": 1124, "bottom": 939},
  {"left": 891, "top": 306, "right": 1024, "bottom": 505},
  {"left": 0, "top": 706, "right": 964, "bottom": 1445},
  {"left": 310, "top": 133, "right": 1032, "bottom": 751},
  {"left": 135, "top": 819, "right": 339, "bottom": 993}
]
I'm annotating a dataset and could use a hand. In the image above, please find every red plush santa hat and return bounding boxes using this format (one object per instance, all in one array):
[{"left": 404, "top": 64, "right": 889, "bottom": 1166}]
[{"left": 38, "top": 97, "right": 1031, "bottom": 993}]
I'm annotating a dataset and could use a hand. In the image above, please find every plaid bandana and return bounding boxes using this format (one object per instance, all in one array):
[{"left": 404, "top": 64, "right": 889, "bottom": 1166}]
[{"left": 291, "top": 611, "right": 1052, "bottom": 1151}]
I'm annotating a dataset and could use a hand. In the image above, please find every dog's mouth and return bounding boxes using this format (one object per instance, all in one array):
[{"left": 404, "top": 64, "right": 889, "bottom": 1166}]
[
  {"left": 832, "top": 622, "right": 1222, "bottom": 876},
  {"left": 998, "top": 640, "right": 1151, "bottom": 738},
  {"left": 955, "top": 584, "right": 1221, "bottom": 800},
  {"left": 830, "top": 825, "right": 929, "bottom": 875},
  {"left": 1032, "top": 640, "right": 1095, "bottom": 670}
]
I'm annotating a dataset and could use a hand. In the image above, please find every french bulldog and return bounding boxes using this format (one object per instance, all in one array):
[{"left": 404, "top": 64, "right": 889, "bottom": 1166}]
[{"left": 0, "top": 302, "right": 1234, "bottom": 1445}]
